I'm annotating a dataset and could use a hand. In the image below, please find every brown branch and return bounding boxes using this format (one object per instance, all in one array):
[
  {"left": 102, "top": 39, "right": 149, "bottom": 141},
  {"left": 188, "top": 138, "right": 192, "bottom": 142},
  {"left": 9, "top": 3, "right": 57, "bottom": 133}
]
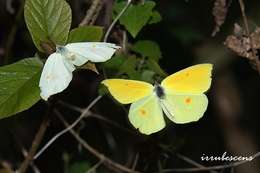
[
  {"left": 238, "top": 0, "right": 260, "bottom": 73},
  {"left": 58, "top": 100, "right": 134, "bottom": 135},
  {"left": 162, "top": 152, "right": 260, "bottom": 172},
  {"left": 176, "top": 154, "right": 218, "bottom": 173},
  {"left": 79, "top": 0, "right": 103, "bottom": 26},
  {"left": 34, "top": 96, "right": 102, "bottom": 159},
  {"left": 55, "top": 110, "right": 142, "bottom": 173},
  {"left": 3, "top": 0, "right": 24, "bottom": 64},
  {"left": 238, "top": 0, "right": 249, "bottom": 35},
  {"left": 89, "top": 3, "right": 103, "bottom": 25},
  {"left": 21, "top": 149, "right": 41, "bottom": 173},
  {"left": 17, "top": 107, "right": 51, "bottom": 173}
]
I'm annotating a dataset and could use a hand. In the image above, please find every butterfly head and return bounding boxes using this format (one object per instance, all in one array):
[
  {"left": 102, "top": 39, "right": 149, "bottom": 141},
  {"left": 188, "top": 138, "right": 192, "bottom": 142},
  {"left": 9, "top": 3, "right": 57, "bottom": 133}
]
[
  {"left": 56, "top": 45, "right": 68, "bottom": 55},
  {"left": 154, "top": 83, "right": 165, "bottom": 99}
]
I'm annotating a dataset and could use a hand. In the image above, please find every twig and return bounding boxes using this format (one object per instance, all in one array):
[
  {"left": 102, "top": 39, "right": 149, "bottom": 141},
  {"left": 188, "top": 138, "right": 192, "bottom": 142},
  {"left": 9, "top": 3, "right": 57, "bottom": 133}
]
[
  {"left": 89, "top": 3, "right": 103, "bottom": 25},
  {"left": 80, "top": 0, "right": 103, "bottom": 26},
  {"left": 17, "top": 108, "right": 50, "bottom": 173},
  {"left": 162, "top": 152, "right": 260, "bottom": 172},
  {"left": 132, "top": 153, "right": 139, "bottom": 170},
  {"left": 238, "top": 0, "right": 249, "bottom": 35},
  {"left": 3, "top": 0, "right": 24, "bottom": 64},
  {"left": 86, "top": 160, "right": 104, "bottom": 173},
  {"left": 103, "top": 0, "right": 132, "bottom": 42},
  {"left": 21, "top": 149, "right": 41, "bottom": 173},
  {"left": 56, "top": 110, "right": 141, "bottom": 173},
  {"left": 58, "top": 100, "right": 135, "bottom": 134},
  {"left": 238, "top": 0, "right": 260, "bottom": 73},
  {"left": 176, "top": 154, "right": 218, "bottom": 173},
  {"left": 58, "top": 100, "right": 84, "bottom": 112},
  {"left": 6, "top": 0, "right": 15, "bottom": 14},
  {"left": 34, "top": 96, "right": 102, "bottom": 159}
]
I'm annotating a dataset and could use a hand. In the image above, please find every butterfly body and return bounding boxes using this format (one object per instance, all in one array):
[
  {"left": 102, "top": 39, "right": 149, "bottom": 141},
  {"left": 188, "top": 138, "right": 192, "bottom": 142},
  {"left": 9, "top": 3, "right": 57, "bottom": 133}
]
[
  {"left": 154, "top": 84, "right": 165, "bottom": 99},
  {"left": 102, "top": 64, "right": 213, "bottom": 135}
]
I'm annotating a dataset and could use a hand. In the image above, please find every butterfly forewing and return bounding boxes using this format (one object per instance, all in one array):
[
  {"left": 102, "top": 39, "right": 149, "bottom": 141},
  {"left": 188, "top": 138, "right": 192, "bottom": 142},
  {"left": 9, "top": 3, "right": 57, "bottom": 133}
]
[
  {"left": 102, "top": 79, "right": 153, "bottom": 104},
  {"left": 161, "top": 64, "right": 212, "bottom": 94},
  {"left": 65, "top": 42, "right": 120, "bottom": 65}
]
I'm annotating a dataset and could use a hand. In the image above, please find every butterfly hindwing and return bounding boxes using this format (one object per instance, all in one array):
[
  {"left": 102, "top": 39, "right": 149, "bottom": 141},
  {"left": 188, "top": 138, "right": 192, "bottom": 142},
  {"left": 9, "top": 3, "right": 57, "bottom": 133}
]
[
  {"left": 65, "top": 42, "right": 120, "bottom": 66},
  {"left": 161, "top": 64, "right": 212, "bottom": 94},
  {"left": 102, "top": 79, "right": 153, "bottom": 104},
  {"left": 161, "top": 93, "right": 208, "bottom": 124},
  {"left": 129, "top": 95, "right": 165, "bottom": 135},
  {"left": 39, "top": 53, "right": 75, "bottom": 100}
]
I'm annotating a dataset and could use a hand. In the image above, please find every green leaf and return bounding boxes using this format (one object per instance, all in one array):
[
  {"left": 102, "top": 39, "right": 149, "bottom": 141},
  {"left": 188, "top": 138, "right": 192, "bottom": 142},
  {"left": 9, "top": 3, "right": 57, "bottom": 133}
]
[
  {"left": 141, "top": 70, "right": 155, "bottom": 83},
  {"left": 117, "top": 56, "right": 141, "bottom": 79},
  {"left": 103, "top": 54, "right": 126, "bottom": 70},
  {"left": 0, "top": 58, "right": 43, "bottom": 119},
  {"left": 147, "top": 59, "right": 167, "bottom": 77},
  {"left": 66, "top": 162, "right": 90, "bottom": 173},
  {"left": 24, "top": 0, "right": 72, "bottom": 51},
  {"left": 114, "top": 1, "right": 156, "bottom": 37},
  {"left": 149, "top": 11, "right": 162, "bottom": 24},
  {"left": 68, "top": 26, "right": 103, "bottom": 43},
  {"left": 132, "top": 40, "right": 162, "bottom": 61}
]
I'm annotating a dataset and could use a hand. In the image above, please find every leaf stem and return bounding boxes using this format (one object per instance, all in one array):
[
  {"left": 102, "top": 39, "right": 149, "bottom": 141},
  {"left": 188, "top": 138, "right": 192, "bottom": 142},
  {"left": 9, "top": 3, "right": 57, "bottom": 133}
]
[{"left": 103, "top": 0, "right": 132, "bottom": 42}]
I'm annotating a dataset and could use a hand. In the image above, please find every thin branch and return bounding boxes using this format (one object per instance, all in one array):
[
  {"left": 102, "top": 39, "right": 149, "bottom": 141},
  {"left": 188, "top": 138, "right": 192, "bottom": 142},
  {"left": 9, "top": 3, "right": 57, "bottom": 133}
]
[
  {"left": 131, "top": 153, "right": 139, "bottom": 170},
  {"left": 3, "top": 0, "right": 24, "bottom": 64},
  {"left": 58, "top": 100, "right": 134, "bottom": 134},
  {"left": 56, "top": 110, "right": 142, "bottom": 173},
  {"left": 89, "top": 3, "right": 103, "bottom": 25},
  {"left": 6, "top": 0, "right": 15, "bottom": 14},
  {"left": 162, "top": 152, "right": 260, "bottom": 172},
  {"left": 176, "top": 154, "right": 218, "bottom": 173},
  {"left": 34, "top": 96, "right": 102, "bottom": 159},
  {"left": 80, "top": 0, "right": 103, "bottom": 26},
  {"left": 58, "top": 100, "right": 84, "bottom": 112},
  {"left": 17, "top": 108, "right": 50, "bottom": 173},
  {"left": 103, "top": 0, "right": 132, "bottom": 42},
  {"left": 21, "top": 149, "right": 41, "bottom": 173},
  {"left": 238, "top": 0, "right": 249, "bottom": 35},
  {"left": 86, "top": 160, "right": 104, "bottom": 173},
  {"left": 238, "top": 0, "right": 260, "bottom": 73}
]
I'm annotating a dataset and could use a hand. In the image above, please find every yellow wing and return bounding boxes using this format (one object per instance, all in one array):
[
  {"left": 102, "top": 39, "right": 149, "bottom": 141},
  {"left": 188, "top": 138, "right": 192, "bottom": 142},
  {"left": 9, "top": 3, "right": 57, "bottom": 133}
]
[
  {"left": 102, "top": 79, "right": 153, "bottom": 104},
  {"left": 161, "top": 64, "right": 213, "bottom": 94}
]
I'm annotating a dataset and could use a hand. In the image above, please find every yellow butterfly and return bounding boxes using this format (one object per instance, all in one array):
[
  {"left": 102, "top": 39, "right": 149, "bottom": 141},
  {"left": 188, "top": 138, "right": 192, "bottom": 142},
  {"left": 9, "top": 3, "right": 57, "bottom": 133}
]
[{"left": 102, "top": 64, "right": 213, "bottom": 135}]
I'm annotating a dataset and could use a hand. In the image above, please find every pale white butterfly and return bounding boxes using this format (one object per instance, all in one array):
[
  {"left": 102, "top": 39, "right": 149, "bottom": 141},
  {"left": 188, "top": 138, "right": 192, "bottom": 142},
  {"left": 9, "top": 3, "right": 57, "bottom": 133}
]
[{"left": 39, "top": 42, "right": 120, "bottom": 100}]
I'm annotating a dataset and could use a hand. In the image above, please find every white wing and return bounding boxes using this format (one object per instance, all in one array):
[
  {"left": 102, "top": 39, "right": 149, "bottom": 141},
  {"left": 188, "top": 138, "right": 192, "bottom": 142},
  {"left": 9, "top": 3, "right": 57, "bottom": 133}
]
[
  {"left": 161, "top": 92, "right": 208, "bottom": 124},
  {"left": 39, "top": 53, "right": 75, "bottom": 101},
  {"left": 65, "top": 42, "right": 120, "bottom": 66},
  {"left": 129, "top": 95, "right": 165, "bottom": 135}
]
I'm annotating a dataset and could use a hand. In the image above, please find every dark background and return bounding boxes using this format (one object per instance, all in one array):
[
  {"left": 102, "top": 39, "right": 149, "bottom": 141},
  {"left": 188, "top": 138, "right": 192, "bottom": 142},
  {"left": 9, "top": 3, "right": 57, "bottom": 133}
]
[{"left": 0, "top": 0, "right": 259, "bottom": 172}]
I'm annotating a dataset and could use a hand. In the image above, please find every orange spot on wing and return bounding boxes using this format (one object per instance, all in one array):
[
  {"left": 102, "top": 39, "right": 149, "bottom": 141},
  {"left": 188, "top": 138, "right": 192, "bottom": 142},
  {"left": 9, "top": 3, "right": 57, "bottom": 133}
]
[
  {"left": 185, "top": 97, "right": 192, "bottom": 104},
  {"left": 139, "top": 109, "right": 147, "bottom": 117},
  {"left": 185, "top": 72, "right": 190, "bottom": 77}
]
